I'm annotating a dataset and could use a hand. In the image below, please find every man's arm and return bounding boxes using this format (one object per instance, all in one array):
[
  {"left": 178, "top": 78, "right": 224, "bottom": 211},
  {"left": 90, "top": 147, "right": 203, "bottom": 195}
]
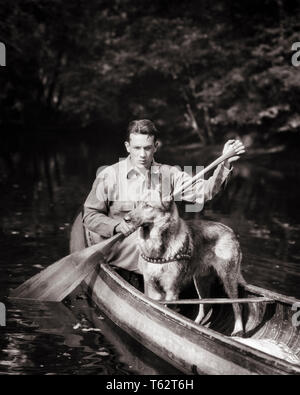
[
  {"left": 172, "top": 140, "right": 245, "bottom": 205},
  {"left": 83, "top": 171, "right": 120, "bottom": 238},
  {"left": 172, "top": 162, "right": 231, "bottom": 205},
  {"left": 200, "top": 162, "right": 232, "bottom": 202}
]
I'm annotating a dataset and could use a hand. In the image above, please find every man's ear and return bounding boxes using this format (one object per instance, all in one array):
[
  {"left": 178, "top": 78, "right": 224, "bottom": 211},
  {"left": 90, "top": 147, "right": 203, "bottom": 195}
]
[
  {"left": 154, "top": 141, "right": 159, "bottom": 152},
  {"left": 125, "top": 141, "right": 130, "bottom": 153}
]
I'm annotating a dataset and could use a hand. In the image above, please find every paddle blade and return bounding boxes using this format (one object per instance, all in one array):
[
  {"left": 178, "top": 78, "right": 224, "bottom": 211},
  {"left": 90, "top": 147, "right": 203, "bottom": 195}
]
[
  {"left": 10, "top": 233, "right": 124, "bottom": 302},
  {"left": 10, "top": 252, "right": 103, "bottom": 302}
]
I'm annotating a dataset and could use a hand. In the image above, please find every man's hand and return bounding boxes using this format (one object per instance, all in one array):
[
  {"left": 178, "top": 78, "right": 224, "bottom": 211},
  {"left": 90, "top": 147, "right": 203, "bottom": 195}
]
[
  {"left": 115, "top": 217, "right": 136, "bottom": 237},
  {"left": 222, "top": 139, "right": 246, "bottom": 168}
]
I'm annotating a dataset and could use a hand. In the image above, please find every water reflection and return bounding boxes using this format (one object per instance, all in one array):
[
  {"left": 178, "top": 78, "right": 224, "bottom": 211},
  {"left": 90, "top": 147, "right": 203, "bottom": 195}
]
[
  {"left": 0, "top": 137, "right": 299, "bottom": 374},
  {"left": 0, "top": 299, "right": 129, "bottom": 375},
  {"left": 0, "top": 298, "right": 180, "bottom": 375}
]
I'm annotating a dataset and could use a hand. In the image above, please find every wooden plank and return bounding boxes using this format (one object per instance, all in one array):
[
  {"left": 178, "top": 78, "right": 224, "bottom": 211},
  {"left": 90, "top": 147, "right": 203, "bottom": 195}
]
[
  {"left": 244, "top": 283, "right": 300, "bottom": 306},
  {"left": 158, "top": 297, "right": 274, "bottom": 305}
]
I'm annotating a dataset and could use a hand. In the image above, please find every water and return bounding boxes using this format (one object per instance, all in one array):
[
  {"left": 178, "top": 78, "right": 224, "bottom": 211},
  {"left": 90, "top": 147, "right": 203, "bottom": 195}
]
[
  {"left": 0, "top": 298, "right": 180, "bottom": 374},
  {"left": 0, "top": 136, "right": 299, "bottom": 374}
]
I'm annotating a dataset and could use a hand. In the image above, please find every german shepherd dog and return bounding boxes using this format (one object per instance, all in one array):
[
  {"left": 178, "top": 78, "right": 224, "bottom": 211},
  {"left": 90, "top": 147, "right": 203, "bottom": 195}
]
[{"left": 126, "top": 191, "right": 246, "bottom": 336}]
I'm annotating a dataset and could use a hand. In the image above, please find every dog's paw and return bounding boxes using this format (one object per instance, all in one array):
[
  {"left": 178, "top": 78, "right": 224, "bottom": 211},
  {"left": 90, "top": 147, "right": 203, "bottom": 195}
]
[{"left": 230, "top": 329, "right": 245, "bottom": 338}]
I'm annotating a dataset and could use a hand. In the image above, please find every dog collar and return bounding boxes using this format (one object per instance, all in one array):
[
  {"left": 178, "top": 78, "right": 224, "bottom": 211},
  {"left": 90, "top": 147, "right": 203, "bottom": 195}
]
[{"left": 141, "top": 247, "right": 192, "bottom": 264}]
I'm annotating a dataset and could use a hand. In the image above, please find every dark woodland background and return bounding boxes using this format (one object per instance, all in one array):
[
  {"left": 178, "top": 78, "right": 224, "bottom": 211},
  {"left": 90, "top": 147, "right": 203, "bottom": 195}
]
[{"left": 1, "top": 0, "right": 300, "bottom": 156}]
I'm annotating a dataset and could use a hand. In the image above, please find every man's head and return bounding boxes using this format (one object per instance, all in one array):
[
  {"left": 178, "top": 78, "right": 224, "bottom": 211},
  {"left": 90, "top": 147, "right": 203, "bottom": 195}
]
[{"left": 125, "top": 119, "right": 159, "bottom": 169}]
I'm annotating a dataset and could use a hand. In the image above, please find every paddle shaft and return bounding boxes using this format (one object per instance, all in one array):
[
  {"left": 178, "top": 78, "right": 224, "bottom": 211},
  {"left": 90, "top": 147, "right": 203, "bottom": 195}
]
[
  {"left": 173, "top": 148, "right": 236, "bottom": 198},
  {"left": 78, "top": 232, "right": 124, "bottom": 259},
  {"left": 158, "top": 297, "right": 274, "bottom": 305}
]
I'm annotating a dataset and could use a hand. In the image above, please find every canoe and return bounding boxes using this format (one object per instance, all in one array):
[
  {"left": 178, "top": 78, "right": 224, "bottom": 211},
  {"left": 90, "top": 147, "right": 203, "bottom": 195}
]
[{"left": 71, "top": 214, "right": 300, "bottom": 375}]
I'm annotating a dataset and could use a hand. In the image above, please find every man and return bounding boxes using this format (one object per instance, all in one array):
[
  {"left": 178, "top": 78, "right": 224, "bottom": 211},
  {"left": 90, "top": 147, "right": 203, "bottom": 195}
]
[{"left": 83, "top": 119, "right": 245, "bottom": 273}]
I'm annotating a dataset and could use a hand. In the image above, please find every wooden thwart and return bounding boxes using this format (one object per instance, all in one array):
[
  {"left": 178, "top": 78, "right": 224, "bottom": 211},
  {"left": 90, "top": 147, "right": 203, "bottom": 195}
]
[{"left": 158, "top": 296, "right": 274, "bottom": 305}]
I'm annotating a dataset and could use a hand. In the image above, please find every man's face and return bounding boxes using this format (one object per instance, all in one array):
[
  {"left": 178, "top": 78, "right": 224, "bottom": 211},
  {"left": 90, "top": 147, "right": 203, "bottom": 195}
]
[{"left": 125, "top": 134, "right": 158, "bottom": 169}]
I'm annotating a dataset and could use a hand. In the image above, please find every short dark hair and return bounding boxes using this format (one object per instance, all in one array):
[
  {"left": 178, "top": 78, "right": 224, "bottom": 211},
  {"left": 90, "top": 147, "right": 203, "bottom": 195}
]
[{"left": 126, "top": 119, "right": 158, "bottom": 142}]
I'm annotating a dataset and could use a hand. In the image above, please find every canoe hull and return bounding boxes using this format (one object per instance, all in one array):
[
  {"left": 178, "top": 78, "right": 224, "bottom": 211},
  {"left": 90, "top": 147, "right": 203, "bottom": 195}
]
[
  {"left": 84, "top": 264, "right": 300, "bottom": 375},
  {"left": 70, "top": 212, "right": 299, "bottom": 375}
]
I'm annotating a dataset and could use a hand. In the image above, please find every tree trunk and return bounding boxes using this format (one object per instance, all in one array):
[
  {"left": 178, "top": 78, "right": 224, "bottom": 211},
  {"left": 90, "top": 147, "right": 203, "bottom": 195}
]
[
  {"left": 276, "top": 0, "right": 285, "bottom": 42},
  {"left": 185, "top": 103, "right": 206, "bottom": 143},
  {"left": 46, "top": 51, "right": 64, "bottom": 109},
  {"left": 203, "top": 106, "right": 214, "bottom": 144}
]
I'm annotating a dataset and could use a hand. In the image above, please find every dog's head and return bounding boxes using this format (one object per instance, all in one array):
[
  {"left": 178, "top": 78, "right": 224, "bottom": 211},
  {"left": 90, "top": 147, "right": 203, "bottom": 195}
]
[{"left": 125, "top": 190, "right": 174, "bottom": 229}]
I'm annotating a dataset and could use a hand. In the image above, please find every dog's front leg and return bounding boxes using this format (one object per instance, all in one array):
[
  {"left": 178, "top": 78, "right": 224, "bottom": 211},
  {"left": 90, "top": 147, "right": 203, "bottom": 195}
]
[
  {"left": 144, "top": 279, "right": 165, "bottom": 301},
  {"left": 145, "top": 278, "right": 181, "bottom": 313}
]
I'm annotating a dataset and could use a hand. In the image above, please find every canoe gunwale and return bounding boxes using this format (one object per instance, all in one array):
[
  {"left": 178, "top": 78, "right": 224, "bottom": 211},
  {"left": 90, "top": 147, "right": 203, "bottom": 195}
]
[{"left": 243, "top": 283, "right": 300, "bottom": 306}]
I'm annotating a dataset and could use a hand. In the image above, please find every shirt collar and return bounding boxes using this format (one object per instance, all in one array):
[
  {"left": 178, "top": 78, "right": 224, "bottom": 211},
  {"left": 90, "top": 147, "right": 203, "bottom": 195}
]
[{"left": 125, "top": 155, "right": 160, "bottom": 179}]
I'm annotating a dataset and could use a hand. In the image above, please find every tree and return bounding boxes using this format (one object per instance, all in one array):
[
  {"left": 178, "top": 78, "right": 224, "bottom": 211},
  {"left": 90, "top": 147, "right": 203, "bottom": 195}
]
[{"left": 1, "top": 0, "right": 299, "bottom": 148}]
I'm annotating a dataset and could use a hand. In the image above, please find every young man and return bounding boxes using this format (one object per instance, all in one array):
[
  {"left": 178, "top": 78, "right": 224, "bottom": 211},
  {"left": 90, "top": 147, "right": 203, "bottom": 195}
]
[{"left": 83, "top": 119, "right": 245, "bottom": 273}]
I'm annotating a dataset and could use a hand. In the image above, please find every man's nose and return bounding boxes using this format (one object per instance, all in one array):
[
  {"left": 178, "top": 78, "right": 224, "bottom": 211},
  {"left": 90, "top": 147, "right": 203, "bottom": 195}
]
[{"left": 140, "top": 149, "right": 146, "bottom": 157}]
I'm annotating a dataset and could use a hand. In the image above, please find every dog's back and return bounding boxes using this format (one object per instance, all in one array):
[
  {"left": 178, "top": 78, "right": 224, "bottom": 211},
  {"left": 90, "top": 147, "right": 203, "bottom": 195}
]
[{"left": 187, "top": 219, "right": 243, "bottom": 278}]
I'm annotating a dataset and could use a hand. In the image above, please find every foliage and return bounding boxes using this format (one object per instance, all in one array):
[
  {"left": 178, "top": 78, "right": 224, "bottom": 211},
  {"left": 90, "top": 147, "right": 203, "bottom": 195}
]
[{"left": 0, "top": 0, "right": 300, "bottom": 146}]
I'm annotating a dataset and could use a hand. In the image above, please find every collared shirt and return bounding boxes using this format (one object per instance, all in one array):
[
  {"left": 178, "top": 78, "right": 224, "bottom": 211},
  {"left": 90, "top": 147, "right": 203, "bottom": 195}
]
[{"left": 83, "top": 155, "right": 231, "bottom": 238}]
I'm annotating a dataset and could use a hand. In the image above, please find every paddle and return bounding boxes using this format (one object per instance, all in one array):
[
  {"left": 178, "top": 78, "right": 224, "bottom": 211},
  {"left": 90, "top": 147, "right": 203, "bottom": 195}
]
[
  {"left": 10, "top": 147, "right": 238, "bottom": 302},
  {"left": 173, "top": 147, "right": 236, "bottom": 198},
  {"left": 10, "top": 233, "right": 124, "bottom": 301}
]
